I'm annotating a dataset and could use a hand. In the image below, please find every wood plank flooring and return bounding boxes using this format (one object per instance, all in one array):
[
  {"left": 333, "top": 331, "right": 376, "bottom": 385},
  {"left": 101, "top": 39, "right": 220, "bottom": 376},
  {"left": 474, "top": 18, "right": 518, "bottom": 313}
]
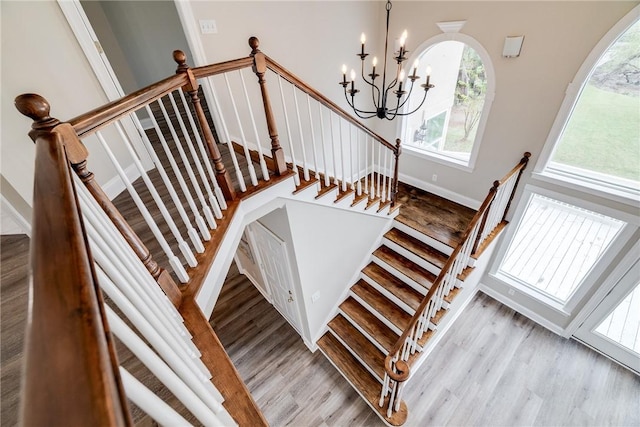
[
  {"left": 212, "top": 261, "right": 640, "bottom": 427},
  {"left": 2, "top": 233, "right": 640, "bottom": 426}
]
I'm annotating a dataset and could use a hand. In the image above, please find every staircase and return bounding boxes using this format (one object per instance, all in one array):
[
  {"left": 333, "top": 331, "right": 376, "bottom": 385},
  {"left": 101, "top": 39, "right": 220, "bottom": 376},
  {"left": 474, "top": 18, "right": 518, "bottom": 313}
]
[{"left": 317, "top": 186, "right": 476, "bottom": 426}]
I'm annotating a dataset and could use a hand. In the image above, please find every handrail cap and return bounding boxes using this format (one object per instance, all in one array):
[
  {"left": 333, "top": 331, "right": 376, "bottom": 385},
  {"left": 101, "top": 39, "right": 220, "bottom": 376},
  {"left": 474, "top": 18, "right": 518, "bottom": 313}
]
[
  {"left": 15, "top": 93, "right": 51, "bottom": 121},
  {"left": 249, "top": 36, "right": 260, "bottom": 53},
  {"left": 173, "top": 50, "right": 187, "bottom": 65}
]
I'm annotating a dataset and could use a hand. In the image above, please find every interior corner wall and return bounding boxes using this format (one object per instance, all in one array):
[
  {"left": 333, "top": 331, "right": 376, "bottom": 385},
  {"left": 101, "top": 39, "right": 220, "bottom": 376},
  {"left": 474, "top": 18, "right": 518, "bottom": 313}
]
[
  {"left": 0, "top": 0, "right": 128, "bottom": 205},
  {"left": 94, "top": 0, "right": 194, "bottom": 89}
]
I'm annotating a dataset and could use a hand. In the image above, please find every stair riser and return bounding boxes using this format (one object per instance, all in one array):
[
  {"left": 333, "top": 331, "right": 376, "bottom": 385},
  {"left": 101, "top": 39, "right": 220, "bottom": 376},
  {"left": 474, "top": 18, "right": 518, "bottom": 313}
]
[
  {"left": 327, "top": 330, "right": 384, "bottom": 384},
  {"left": 371, "top": 256, "right": 430, "bottom": 296},
  {"left": 393, "top": 221, "right": 454, "bottom": 257},
  {"left": 350, "top": 292, "right": 404, "bottom": 337},
  {"left": 360, "top": 273, "right": 417, "bottom": 316},
  {"left": 338, "top": 308, "right": 394, "bottom": 355},
  {"left": 382, "top": 238, "right": 443, "bottom": 277}
]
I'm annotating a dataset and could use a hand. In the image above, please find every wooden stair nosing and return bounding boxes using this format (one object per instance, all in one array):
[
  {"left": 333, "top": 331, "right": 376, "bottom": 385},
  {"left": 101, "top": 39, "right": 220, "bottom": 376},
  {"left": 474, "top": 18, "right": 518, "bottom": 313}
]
[
  {"left": 351, "top": 280, "right": 411, "bottom": 334},
  {"left": 315, "top": 182, "right": 338, "bottom": 199},
  {"left": 327, "top": 314, "right": 386, "bottom": 381},
  {"left": 373, "top": 245, "right": 435, "bottom": 291},
  {"left": 317, "top": 333, "right": 408, "bottom": 426},
  {"left": 365, "top": 196, "right": 381, "bottom": 210},
  {"left": 384, "top": 228, "right": 448, "bottom": 271},
  {"left": 351, "top": 192, "right": 369, "bottom": 207},
  {"left": 339, "top": 297, "right": 398, "bottom": 354},
  {"left": 361, "top": 263, "right": 423, "bottom": 311},
  {"left": 392, "top": 219, "right": 455, "bottom": 257}
]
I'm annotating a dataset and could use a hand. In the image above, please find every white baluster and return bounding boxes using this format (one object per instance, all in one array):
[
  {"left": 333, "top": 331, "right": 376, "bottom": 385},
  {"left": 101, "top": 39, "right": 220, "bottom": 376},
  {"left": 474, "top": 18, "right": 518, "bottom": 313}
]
[
  {"left": 319, "top": 106, "right": 330, "bottom": 187},
  {"left": 96, "top": 267, "right": 217, "bottom": 392},
  {"left": 306, "top": 95, "right": 320, "bottom": 184},
  {"left": 76, "top": 184, "right": 182, "bottom": 320},
  {"left": 146, "top": 104, "right": 211, "bottom": 242},
  {"left": 131, "top": 110, "right": 205, "bottom": 253},
  {"left": 175, "top": 89, "right": 224, "bottom": 218},
  {"left": 292, "top": 88, "right": 310, "bottom": 182},
  {"left": 277, "top": 75, "right": 300, "bottom": 186},
  {"left": 161, "top": 95, "right": 217, "bottom": 230},
  {"left": 113, "top": 121, "right": 197, "bottom": 266},
  {"left": 377, "top": 143, "right": 382, "bottom": 199},
  {"left": 380, "top": 372, "right": 390, "bottom": 407},
  {"left": 363, "top": 136, "right": 368, "bottom": 196},
  {"left": 223, "top": 73, "right": 258, "bottom": 186},
  {"left": 94, "top": 131, "right": 189, "bottom": 282},
  {"left": 348, "top": 126, "right": 355, "bottom": 191},
  {"left": 119, "top": 368, "right": 193, "bottom": 427},
  {"left": 239, "top": 69, "right": 270, "bottom": 182},
  {"left": 339, "top": 121, "right": 347, "bottom": 192},
  {"left": 386, "top": 150, "right": 392, "bottom": 202},
  {"left": 109, "top": 310, "right": 233, "bottom": 425},
  {"left": 356, "top": 131, "right": 362, "bottom": 196},
  {"left": 207, "top": 77, "right": 247, "bottom": 192},
  {"left": 329, "top": 112, "right": 340, "bottom": 187}
]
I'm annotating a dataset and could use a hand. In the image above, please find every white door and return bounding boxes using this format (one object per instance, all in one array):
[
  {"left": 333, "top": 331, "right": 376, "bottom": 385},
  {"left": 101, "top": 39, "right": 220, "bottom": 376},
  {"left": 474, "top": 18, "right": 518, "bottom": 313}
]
[
  {"left": 574, "top": 256, "right": 640, "bottom": 374},
  {"left": 250, "top": 222, "right": 303, "bottom": 333}
]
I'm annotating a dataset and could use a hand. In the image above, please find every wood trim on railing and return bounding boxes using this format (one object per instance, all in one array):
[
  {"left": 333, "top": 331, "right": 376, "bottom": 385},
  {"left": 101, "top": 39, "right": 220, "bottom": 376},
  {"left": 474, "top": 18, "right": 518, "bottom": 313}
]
[
  {"left": 17, "top": 94, "right": 183, "bottom": 308},
  {"left": 249, "top": 37, "right": 288, "bottom": 175},
  {"left": 69, "top": 73, "right": 188, "bottom": 137},
  {"left": 15, "top": 94, "right": 131, "bottom": 426},
  {"left": 174, "top": 50, "right": 236, "bottom": 201},
  {"left": 501, "top": 152, "right": 531, "bottom": 222},
  {"left": 383, "top": 152, "right": 531, "bottom": 384},
  {"left": 260, "top": 50, "right": 396, "bottom": 154},
  {"left": 191, "top": 57, "right": 254, "bottom": 79}
]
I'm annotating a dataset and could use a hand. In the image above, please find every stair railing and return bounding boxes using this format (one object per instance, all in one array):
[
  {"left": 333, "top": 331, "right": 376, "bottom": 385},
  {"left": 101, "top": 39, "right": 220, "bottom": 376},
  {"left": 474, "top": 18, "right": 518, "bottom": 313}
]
[{"left": 380, "top": 152, "right": 531, "bottom": 418}]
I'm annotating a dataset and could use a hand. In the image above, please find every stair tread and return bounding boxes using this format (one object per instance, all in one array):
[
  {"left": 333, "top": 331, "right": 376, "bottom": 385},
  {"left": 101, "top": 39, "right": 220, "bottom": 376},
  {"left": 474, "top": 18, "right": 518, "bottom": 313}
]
[
  {"left": 340, "top": 297, "right": 398, "bottom": 353},
  {"left": 362, "top": 263, "right": 423, "bottom": 311},
  {"left": 328, "top": 314, "right": 385, "bottom": 380},
  {"left": 373, "top": 245, "right": 435, "bottom": 290},
  {"left": 352, "top": 280, "right": 411, "bottom": 332},
  {"left": 385, "top": 228, "right": 448, "bottom": 269},
  {"left": 317, "top": 333, "right": 408, "bottom": 426}
]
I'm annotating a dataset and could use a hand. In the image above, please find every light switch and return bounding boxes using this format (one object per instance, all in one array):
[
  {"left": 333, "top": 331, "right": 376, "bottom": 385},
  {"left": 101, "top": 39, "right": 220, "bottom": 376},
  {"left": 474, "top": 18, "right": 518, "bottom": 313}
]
[{"left": 199, "top": 19, "right": 218, "bottom": 34}]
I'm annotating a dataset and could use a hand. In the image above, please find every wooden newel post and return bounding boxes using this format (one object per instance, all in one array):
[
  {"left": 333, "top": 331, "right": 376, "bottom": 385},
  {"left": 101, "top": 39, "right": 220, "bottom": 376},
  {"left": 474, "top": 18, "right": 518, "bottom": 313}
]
[
  {"left": 249, "top": 37, "right": 287, "bottom": 175},
  {"left": 391, "top": 138, "right": 402, "bottom": 207},
  {"left": 14, "top": 93, "right": 132, "bottom": 426},
  {"left": 173, "top": 50, "right": 236, "bottom": 201},
  {"left": 15, "top": 93, "right": 183, "bottom": 308}
]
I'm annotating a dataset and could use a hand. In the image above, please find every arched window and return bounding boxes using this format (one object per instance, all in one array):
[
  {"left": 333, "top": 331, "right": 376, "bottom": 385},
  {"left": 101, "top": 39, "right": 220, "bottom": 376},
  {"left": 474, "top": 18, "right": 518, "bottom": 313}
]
[
  {"left": 537, "top": 14, "right": 640, "bottom": 201},
  {"left": 400, "top": 34, "right": 494, "bottom": 170}
]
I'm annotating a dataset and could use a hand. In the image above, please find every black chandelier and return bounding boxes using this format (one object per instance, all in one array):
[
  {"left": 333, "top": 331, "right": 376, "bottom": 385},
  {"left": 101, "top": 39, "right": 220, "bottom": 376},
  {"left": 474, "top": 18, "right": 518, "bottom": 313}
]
[{"left": 340, "top": 0, "right": 434, "bottom": 120}]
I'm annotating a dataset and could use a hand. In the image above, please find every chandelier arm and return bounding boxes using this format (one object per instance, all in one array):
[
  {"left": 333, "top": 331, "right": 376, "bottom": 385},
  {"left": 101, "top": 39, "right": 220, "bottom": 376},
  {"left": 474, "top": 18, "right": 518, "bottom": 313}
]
[
  {"left": 384, "top": 95, "right": 403, "bottom": 121},
  {"left": 401, "top": 90, "right": 430, "bottom": 116},
  {"left": 371, "top": 82, "right": 381, "bottom": 107},
  {"left": 344, "top": 91, "right": 379, "bottom": 118},
  {"left": 360, "top": 60, "right": 375, "bottom": 86},
  {"left": 394, "top": 81, "right": 417, "bottom": 111}
]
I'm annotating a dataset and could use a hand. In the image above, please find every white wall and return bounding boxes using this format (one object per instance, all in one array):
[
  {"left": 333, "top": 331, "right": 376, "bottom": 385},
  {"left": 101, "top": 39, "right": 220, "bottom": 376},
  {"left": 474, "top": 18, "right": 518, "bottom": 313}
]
[
  {"left": 285, "top": 201, "right": 390, "bottom": 343},
  {"left": 1, "top": 0, "right": 129, "bottom": 207}
]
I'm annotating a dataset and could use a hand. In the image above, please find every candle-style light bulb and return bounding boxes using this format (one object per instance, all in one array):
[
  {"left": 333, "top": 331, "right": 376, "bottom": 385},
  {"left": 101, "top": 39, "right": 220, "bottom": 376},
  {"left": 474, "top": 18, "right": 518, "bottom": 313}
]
[
  {"left": 372, "top": 56, "right": 378, "bottom": 78},
  {"left": 350, "top": 69, "right": 356, "bottom": 92},
  {"left": 398, "top": 69, "right": 406, "bottom": 93},
  {"left": 412, "top": 59, "right": 419, "bottom": 78},
  {"left": 360, "top": 33, "right": 366, "bottom": 55},
  {"left": 372, "top": 57, "right": 378, "bottom": 67},
  {"left": 425, "top": 65, "right": 432, "bottom": 85},
  {"left": 342, "top": 64, "right": 347, "bottom": 84},
  {"left": 400, "top": 30, "right": 408, "bottom": 47}
]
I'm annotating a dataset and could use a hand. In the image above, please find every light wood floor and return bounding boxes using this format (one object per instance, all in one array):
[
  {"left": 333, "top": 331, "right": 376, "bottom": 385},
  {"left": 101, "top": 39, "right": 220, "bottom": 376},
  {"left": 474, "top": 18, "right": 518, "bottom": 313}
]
[
  {"left": 3, "top": 235, "right": 639, "bottom": 426},
  {"left": 212, "top": 262, "right": 640, "bottom": 427}
]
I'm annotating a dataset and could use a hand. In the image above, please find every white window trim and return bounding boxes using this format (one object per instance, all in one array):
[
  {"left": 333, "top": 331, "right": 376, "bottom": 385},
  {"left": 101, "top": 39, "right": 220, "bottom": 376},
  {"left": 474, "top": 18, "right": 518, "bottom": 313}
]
[
  {"left": 489, "top": 184, "right": 639, "bottom": 316},
  {"left": 397, "top": 32, "right": 495, "bottom": 172},
  {"left": 533, "top": 5, "right": 640, "bottom": 206}
]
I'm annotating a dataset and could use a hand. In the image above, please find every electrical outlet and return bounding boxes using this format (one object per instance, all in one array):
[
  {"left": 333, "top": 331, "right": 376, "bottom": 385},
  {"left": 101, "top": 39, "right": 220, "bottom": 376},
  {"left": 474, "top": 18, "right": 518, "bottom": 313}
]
[
  {"left": 311, "top": 291, "right": 320, "bottom": 303},
  {"left": 432, "top": 174, "right": 437, "bottom": 182},
  {"left": 199, "top": 19, "right": 218, "bottom": 34}
]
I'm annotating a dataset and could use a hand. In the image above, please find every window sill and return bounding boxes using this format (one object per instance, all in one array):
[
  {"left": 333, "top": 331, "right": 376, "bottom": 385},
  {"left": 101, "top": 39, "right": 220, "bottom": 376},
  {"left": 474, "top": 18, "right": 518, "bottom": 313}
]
[
  {"left": 403, "top": 145, "right": 474, "bottom": 172},
  {"left": 532, "top": 170, "right": 640, "bottom": 209}
]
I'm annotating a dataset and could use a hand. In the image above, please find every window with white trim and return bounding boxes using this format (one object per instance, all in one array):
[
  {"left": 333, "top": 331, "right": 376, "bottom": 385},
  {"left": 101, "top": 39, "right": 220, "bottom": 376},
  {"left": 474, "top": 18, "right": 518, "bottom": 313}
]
[
  {"left": 401, "top": 38, "right": 493, "bottom": 169},
  {"left": 540, "top": 18, "right": 640, "bottom": 198}
]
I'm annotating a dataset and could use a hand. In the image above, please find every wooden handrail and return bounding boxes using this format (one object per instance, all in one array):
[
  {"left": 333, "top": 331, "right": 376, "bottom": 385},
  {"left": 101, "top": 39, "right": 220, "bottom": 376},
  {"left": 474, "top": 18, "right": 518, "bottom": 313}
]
[
  {"left": 192, "top": 56, "right": 254, "bottom": 79},
  {"left": 263, "top": 54, "right": 397, "bottom": 153},
  {"left": 383, "top": 152, "right": 531, "bottom": 384},
  {"left": 69, "top": 73, "right": 188, "bottom": 137},
  {"left": 15, "top": 94, "right": 131, "bottom": 426}
]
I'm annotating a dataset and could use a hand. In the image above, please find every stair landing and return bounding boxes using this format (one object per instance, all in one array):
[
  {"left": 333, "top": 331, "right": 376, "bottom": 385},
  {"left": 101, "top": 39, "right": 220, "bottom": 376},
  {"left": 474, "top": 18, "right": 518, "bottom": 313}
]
[{"left": 395, "top": 182, "right": 476, "bottom": 249}]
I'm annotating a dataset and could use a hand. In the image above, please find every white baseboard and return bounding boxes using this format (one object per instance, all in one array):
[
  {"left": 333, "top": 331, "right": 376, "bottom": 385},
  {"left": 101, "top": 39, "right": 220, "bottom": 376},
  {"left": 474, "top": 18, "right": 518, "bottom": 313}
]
[
  {"left": 398, "top": 172, "right": 481, "bottom": 210},
  {"left": 0, "top": 195, "right": 31, "bottom": 236},
  {"left": 139, "top": 117, "right": 154, "bottom": 130},
  {"left": 478, "top": 283, "right": 566, "bottom": 336},
  {"left": 103, "top": 163, "right": 143, "bottom": 200}
]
